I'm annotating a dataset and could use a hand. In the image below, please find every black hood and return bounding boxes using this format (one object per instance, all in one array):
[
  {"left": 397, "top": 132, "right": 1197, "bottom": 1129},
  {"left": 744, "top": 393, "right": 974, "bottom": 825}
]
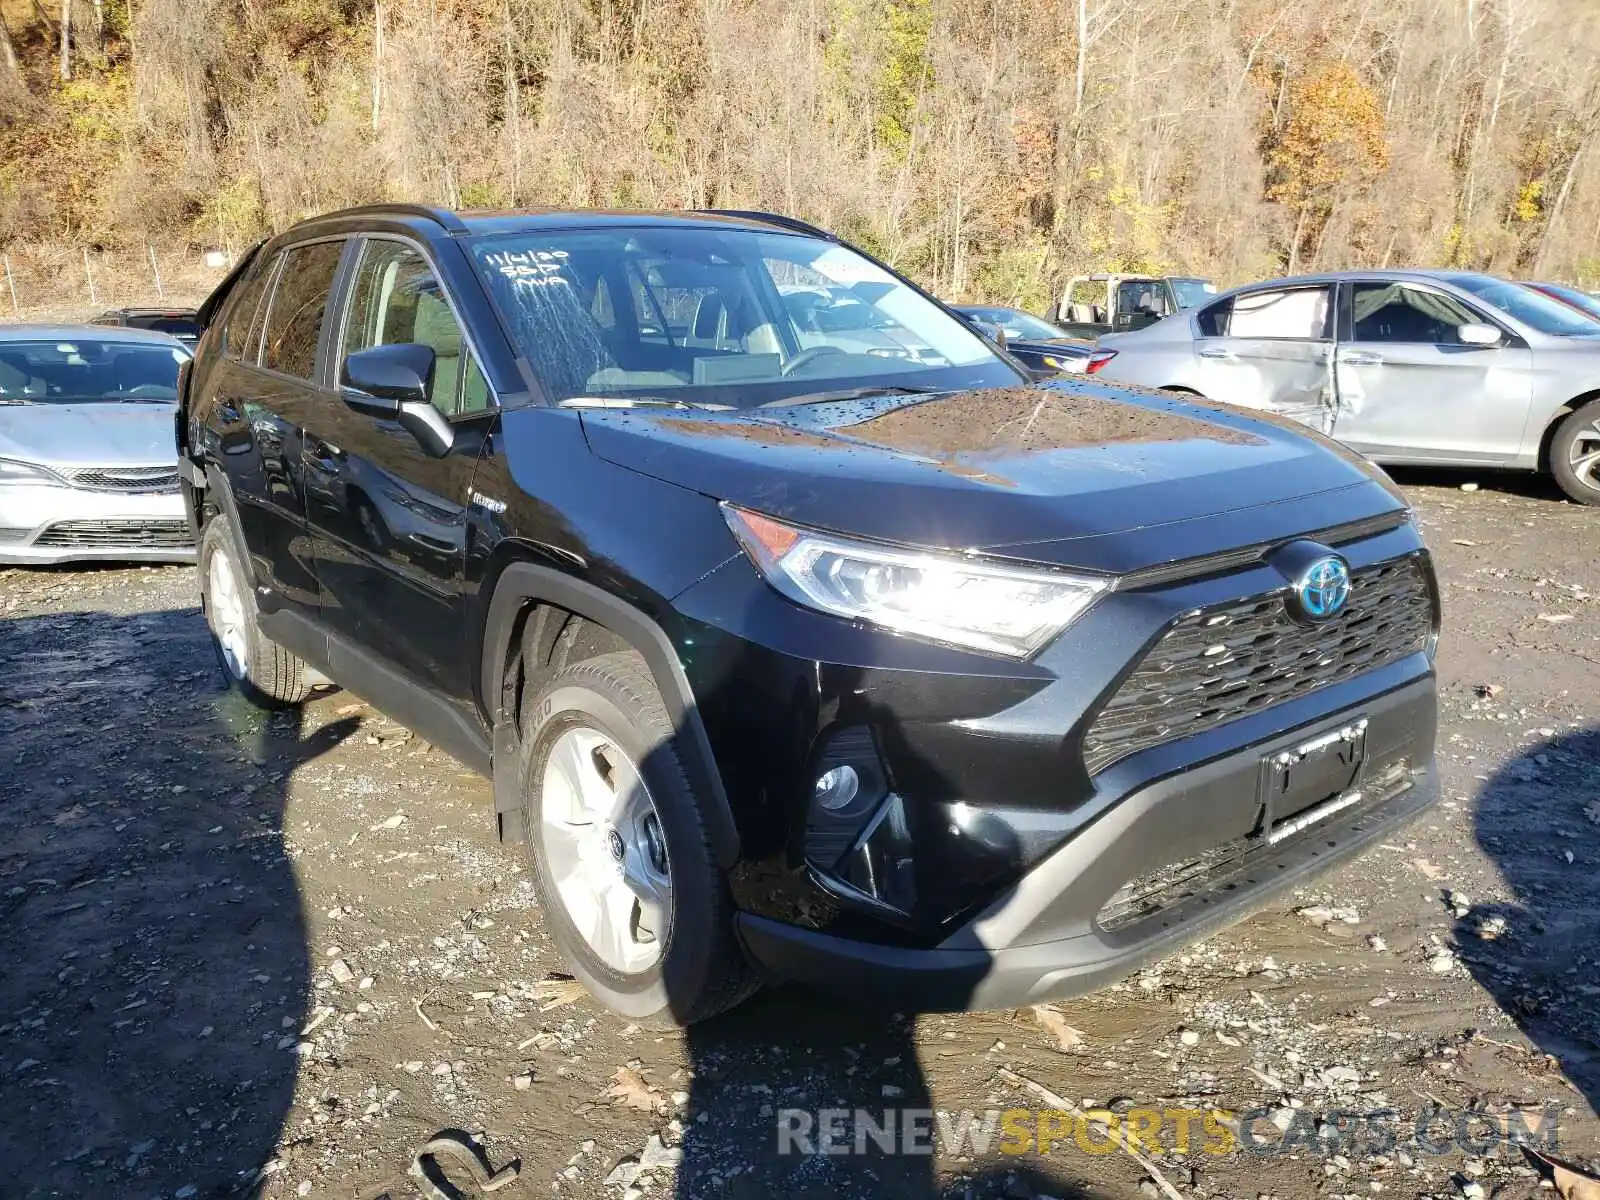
[{"left": 578, "top": 380, "right": 1406, "bottom": 574}]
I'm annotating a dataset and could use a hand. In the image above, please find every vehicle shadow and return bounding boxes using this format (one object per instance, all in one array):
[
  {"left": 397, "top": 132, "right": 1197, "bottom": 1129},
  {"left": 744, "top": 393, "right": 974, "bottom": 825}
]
[
  {"left": 1465, "top": 725, "right": 1600, "bottom": 1119},
  {"left": 0, "top": 603, "right": 355, "bottom": 1196},
  {"left": 1383, "top": 464, "right": 1572, "bottom": 504}
]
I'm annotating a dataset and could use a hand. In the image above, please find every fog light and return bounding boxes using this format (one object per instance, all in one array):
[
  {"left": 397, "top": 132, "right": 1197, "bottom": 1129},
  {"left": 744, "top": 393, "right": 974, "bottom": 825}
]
[{"left": 814, "top": 765, "right": 860, "bottom": 811}]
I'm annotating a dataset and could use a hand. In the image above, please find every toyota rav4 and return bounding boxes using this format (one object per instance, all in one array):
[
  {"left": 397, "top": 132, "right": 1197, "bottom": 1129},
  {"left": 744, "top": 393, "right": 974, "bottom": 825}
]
[{"left": 178, "top": 205, "right": 1440, "bottom": 1026}]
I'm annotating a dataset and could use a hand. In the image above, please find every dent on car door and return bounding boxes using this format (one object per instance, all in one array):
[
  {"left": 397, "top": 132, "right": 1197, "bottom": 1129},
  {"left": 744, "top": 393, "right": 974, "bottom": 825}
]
[
  {"left": 1193, "top": 285, "right": 1335, "bottom": 432},
  {"left": 1331, "top": 281, "right": 1533, "bottom": 462}
]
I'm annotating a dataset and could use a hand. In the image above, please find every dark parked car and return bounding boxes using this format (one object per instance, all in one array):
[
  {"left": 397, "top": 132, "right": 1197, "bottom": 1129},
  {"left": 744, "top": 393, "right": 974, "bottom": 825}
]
[
  {"left": 91, "top": 306, "right": 202, "bottom": 344},
  {"left": 951, "top": 305, "right": 1095, "bottom": 374},
  {"left": 179, "top": 205, "right": 1440, "bottom": 1025}
]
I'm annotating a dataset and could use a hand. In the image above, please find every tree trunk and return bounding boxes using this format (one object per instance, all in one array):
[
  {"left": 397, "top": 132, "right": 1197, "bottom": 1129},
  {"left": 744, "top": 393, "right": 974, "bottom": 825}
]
[
  {"left": 0, "top": 11, "right": 24, "bottom": 87},
  {"left": 1074, "top": 0, "right": 1087, "bottom": 119},
  {"left": 58, "top": 0, "right": 71, "bottom": 82},
  {"left": 1286, "top": 205, "right": 1309, "bottom": 274},
  {"left": 371, "top": 1, "right": 384, "bottom": 131},
  {"left": 1536, "top": 139, "right": 1590, "bottom": 275}
]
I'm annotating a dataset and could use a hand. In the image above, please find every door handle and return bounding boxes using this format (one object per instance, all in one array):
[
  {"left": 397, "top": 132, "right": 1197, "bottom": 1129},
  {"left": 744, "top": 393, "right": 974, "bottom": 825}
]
[
  {"left": 1197, "top": 347, "right": 1237, "bottom": 361},
  {"left": 1340, "top": 351, "right": 1383, "bottom": 366}
]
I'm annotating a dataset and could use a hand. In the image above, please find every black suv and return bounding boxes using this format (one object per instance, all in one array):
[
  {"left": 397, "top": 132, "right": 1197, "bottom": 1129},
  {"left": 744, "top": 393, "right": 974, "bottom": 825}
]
[{"left": 178, "top": 205, "right": 1439, "bottom": 1026}]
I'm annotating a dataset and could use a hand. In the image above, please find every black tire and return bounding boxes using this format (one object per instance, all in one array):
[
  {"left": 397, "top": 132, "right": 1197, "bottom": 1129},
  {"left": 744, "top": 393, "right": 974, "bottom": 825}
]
[
  {"left": 518, "top": 650, "right": 757, "bottom": 1026},
  {"left": 1549, "top": 399, "right": 1600, "bottom": 505},
  {"left": 198, "top": 517, "right": 313, "bottom": 709}
]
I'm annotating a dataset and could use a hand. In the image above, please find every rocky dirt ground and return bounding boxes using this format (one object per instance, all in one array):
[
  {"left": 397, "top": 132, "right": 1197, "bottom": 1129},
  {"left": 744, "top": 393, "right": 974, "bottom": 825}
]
[{"left": 1, "top": 469, "right": 1597, "bottom": 1200}]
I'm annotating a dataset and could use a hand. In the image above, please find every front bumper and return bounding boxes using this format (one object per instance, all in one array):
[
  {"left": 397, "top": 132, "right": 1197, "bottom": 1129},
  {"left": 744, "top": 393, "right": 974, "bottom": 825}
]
[
  {"left": 737, "top": 675, "right": 1438, "bottom": 1010},
  {"left": 0, "top": 483, "right": 195, "bottom": 565}
]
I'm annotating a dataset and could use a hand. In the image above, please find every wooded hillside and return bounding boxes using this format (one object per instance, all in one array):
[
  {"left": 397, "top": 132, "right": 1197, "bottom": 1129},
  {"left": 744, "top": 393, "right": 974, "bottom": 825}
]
[{"left": 3, "top": 0, "right": 1600, "bottom": 308}]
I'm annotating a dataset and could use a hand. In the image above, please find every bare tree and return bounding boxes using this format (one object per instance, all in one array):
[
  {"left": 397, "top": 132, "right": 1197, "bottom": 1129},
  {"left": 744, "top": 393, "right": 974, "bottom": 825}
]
[{"left": 58, "top": 0, "right": 70, "bottom": 81}]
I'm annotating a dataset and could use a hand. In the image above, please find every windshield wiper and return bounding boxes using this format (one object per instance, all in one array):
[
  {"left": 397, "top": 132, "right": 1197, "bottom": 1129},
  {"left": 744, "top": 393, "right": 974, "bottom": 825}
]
[
  {"left": 559, "top": 396, "right": 732, "bottom": 412},
  {"left": 758, "top": 385, "right": 939, "bottom": 409}
]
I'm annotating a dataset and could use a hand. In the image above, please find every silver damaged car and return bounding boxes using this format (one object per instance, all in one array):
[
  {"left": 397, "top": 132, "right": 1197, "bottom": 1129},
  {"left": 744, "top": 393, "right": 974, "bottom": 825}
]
[
  {"left": 1092, "top": 270, "right": 1600, "bottom": 504},
  {"left": 0, "top": 325, "right": 195, "bottom": 564}
]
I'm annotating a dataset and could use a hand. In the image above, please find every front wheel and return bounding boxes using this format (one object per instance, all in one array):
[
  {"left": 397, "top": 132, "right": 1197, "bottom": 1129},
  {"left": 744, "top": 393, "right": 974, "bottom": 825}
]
[
  {"left": 519, "top": 651, "right": 756, "bottom": 1026},
  {"left": 199, "top": 518, "right": 312, "bottom": 708},
  {"left": 1550, "top": 399, "right": 1600, "bottom": 505}
]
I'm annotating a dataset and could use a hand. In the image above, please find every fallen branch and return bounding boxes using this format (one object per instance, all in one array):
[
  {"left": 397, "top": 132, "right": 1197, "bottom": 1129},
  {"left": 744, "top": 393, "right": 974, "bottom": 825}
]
[
  {"left": 413, "top": 997, "right": 438, "bottom": 1032},
  {"left": 997, "top": 1067, "right": 1186, "bottom": 1200}
]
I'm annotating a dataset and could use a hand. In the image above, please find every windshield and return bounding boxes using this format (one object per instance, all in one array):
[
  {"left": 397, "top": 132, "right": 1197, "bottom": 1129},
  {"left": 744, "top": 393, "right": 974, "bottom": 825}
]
[
  {"left": 1443, "top": 274, "right": 1600, "bottom": 337},
  {"left": 959, "top": 307, "right": 1069, "bottom": 341},
  {"left": 1168, "top": 278, "right": 1218, "bottom": 309},
  {"left": 469, "top": 227, "right": 1021, "bottom": 407},
  {"left": 0, "top": 338, "right": 189, "bottom": 404},
  {"left": 1530, "top": 282, "right": 1600, "bottom": 323}
]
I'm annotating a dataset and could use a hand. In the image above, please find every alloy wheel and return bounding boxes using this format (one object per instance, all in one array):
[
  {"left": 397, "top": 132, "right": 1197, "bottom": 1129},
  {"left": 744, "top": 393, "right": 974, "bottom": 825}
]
[
  {"left": 539, "top": 726, "right": 671, "bottom": 973},
  {"left": 207, "top": 547, "right": 250, "bottom": 680},
  {"left": 1569, "top": 419, "right": 1600, "bottom": 490}
]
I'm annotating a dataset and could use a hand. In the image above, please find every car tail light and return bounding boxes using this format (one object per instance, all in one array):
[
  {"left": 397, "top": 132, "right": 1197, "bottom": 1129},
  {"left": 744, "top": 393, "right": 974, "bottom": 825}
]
[{"left": 1084, "top": 350, "right": 1117, "bottom": 375}]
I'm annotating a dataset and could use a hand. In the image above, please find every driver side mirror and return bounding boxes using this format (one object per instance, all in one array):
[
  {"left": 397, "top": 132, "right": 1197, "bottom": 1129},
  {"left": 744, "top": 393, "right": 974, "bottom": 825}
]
[
  {"left": 1458, "top": 322, "right": 1502, "bottom": 347},
  {"left": 340, "top": 343, "right": 455, "bottom": 458}
]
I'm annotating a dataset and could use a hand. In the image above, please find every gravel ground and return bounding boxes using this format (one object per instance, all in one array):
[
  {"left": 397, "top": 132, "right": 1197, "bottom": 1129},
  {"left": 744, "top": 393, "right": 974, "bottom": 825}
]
[{"left": 1, "top": 470, "right": 1597, "bottom": 1200}]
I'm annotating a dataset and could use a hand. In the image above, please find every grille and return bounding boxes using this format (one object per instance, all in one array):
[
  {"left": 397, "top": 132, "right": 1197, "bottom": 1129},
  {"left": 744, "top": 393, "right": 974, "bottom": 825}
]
[
  {"left": 63, "top": 466, "right": 180, "bottom": 493},
  {"left": 34, "top": 519, "right": 192, "bottom": 549},
  {"left": 1082, "top": 556, "right": 1433, "bottom": 775}
]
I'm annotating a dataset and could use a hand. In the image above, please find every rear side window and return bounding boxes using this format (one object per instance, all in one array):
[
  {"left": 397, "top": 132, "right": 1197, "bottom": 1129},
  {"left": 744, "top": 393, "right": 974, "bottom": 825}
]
[
  {"left": 260, "top": 240, "right": 346, "bottom": 380},
  {"left": 1198, "top": 286, "right": 1331, "bottom": 340},
  {"left": 222, "top": 263, "right": 275, "bottom": 360}
]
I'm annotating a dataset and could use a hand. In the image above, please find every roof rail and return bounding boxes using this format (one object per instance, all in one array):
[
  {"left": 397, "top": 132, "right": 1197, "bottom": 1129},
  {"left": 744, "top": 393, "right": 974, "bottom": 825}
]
[
  {"left": 317, "top": 203, "right": 470, "bottom": 233},
  {"left": 699, "top": 209, "right": 835, "bottom": 239}
]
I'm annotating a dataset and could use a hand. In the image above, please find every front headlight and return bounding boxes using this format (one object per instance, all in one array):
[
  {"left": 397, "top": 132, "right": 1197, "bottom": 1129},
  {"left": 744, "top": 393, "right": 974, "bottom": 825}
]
[
  {"left": 0, "top": 458, "right": 67, "bottom": 487},
  {"left": 723, "top": 505, "right": 1110, "bottom": 658}
]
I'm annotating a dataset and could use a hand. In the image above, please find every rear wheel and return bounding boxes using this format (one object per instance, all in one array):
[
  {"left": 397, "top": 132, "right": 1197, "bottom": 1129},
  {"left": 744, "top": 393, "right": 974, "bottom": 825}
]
[
  {"left": 518, "top": 650, "right": 757, "bottom": 1026},
  {"left": 1550, "top": 399, "right": 1600, "bottom": 505},
  {"left": 199, "top": 518, "right": 312, "bottom": 708}
]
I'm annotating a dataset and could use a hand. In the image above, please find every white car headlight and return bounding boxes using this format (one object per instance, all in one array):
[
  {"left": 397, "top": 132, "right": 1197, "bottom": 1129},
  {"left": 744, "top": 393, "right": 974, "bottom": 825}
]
[
  {"left": 0, "top": 457, "right": 66, "bottom": 487},
  {"left": 723, "top": 505, "right": 1110, "bottom": 658}
]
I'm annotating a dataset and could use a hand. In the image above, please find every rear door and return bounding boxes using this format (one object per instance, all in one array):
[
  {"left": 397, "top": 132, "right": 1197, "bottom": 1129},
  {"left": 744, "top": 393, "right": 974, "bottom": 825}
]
[
  {"left": 206, "top": 238, "right": 347, "bottom": 612},
  {"left": 1331, "top": 280, "right": 1533, "bottom": 463},
  {"left": 1192, "top": 284, "right": 1336, "bottom": 432},
  {"left": 300, "top": 235, "right": 494, "bottom": 701}
]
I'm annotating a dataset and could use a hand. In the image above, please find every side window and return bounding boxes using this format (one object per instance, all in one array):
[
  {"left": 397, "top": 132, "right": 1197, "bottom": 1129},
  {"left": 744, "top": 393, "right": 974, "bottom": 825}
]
[
  {"left": 1351, "top": 283, "right": 1481, "bottom": 345},
  {"left": 221, "top": 260, "right": 275, "bottom": 361},
  {"left": 1213, "top": 286, "right": 1330, "bottom": 340},
  {"left": 1117, "top": 280, "right": 1168, "bottom": 318},
  {"left": 341, "top": 239, "right": 490, "bottom": 417},
  {"left": 1196, "top": 298, "right": 1231, "bottom": 337},
  {"left": 260, "top": 241, "right": 346, "bottom": 379}
]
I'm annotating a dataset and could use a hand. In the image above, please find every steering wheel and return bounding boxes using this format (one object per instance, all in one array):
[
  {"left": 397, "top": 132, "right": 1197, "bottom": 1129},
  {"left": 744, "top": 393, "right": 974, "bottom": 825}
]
[
  {"left": 126, "top": 384, "right": 176, "bottom": 398},
  {"left": 780, "top": 345, "right": 848, "bottom": 377}
]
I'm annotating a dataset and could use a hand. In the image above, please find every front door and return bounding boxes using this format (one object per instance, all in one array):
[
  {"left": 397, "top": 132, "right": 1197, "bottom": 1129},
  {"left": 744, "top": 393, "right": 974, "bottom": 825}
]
[
  {"left": 300, "top": 236, "right": 495, "bottom": 701},
  {"left": 1193, "top": 283, "right": 1336, "bottom": 432},
  {"left": 1331, "top": 280, "right": 1534, "bottom": 463}
]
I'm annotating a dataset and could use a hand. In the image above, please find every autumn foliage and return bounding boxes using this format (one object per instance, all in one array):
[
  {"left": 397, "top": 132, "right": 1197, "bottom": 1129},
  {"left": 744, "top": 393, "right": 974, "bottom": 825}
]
[{"left": 2, "top": 0, "right": 1600, "bottom": 308}]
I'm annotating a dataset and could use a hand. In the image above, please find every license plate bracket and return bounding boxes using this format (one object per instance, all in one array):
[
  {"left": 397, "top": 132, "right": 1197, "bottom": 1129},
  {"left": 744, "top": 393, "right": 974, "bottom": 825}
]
[{"left": 1256, "top": 719, "right": 1367, "bottom": 843}]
